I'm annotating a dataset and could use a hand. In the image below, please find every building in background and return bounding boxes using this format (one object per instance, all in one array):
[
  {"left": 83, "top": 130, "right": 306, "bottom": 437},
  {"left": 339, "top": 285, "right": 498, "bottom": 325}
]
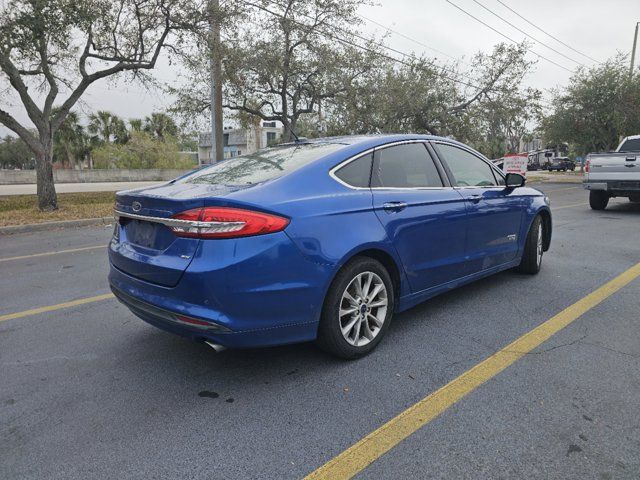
[{"left": 198, "top": 121, "right": 283, "bottom": 164}]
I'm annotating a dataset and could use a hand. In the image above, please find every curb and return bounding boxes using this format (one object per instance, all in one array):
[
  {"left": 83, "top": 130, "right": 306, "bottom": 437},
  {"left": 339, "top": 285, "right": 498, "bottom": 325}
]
[
  {"left": 0, "top": 216, "right": 114, "bottom": 235},
  {"left": 526, "top": 173, "right": 584, "bottom": 184}
]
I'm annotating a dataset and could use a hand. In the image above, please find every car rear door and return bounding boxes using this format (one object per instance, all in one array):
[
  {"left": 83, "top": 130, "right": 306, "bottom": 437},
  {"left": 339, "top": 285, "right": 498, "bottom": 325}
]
[
  {"left": 370, "top": 141, "right": 468, "bottom": 293},
  {"left": 432, "top": 141, "right": 524, "bottom": 274}
]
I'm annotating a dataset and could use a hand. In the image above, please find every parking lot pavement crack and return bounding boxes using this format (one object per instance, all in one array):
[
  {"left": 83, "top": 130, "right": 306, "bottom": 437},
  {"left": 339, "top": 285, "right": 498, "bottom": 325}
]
[
  {"left": 502, "top": 333, "right": 589, "bottom": 356},
  {"left": 451, "top": 332, "right": 495, "bottom": 353},
  {"left": 579, "top": 342, "right": 640, "bottom": 359}
]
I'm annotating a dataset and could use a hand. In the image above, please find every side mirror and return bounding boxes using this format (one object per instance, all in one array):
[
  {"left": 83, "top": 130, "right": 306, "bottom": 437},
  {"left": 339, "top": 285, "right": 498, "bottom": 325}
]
[{"left": 505, "top": 173, "right": 525, "bottom": 188}]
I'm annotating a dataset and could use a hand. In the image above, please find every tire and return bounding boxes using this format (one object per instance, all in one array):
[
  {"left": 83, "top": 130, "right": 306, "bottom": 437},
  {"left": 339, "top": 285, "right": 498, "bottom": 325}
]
[
  {"left": 629, "top": 195, "right": 640, "bottom": 203},
  {"left": 316, "top": 257, "right": 395, "bottom": 359},
  {"left": 589, "top": 191, "right": 609, "bottom": 210},
  {"left": 517, "top": 215, "right": 543, "bottom": 275}
]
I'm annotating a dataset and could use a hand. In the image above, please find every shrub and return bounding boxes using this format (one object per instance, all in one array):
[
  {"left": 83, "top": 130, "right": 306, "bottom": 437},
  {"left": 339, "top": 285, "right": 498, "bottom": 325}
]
[{"left": 92, "top": 132, "right": 195, "bottom": 169}]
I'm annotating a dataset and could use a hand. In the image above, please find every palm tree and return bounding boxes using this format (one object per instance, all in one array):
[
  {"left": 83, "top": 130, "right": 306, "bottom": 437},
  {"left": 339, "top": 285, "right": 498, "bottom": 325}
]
[
  {"left": 143, "top": 112, "right": 178, "bottom": 141},
  {"left": 129, "top": 118, "right": 143, "bottom": 133},
  {"left": 88, "top": 111, "right": 128, "bottom": 144},
  {"left": 53, "top": 110, "right": 89, "bottom": 169}
]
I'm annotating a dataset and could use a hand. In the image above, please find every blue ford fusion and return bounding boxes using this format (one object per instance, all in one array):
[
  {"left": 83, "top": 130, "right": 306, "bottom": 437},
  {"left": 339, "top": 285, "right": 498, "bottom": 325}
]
[{"left": 108, "top": 135, "right": 551, "bottom": 358}]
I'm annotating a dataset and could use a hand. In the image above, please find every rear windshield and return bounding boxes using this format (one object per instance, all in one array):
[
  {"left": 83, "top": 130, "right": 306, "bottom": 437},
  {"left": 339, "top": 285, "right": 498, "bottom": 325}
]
[
  {"left": 179, "top": 143, "right": 345, "bottom": 186},
  {"left": 618, "top": 138, "right": 640, "bottom": 152}
]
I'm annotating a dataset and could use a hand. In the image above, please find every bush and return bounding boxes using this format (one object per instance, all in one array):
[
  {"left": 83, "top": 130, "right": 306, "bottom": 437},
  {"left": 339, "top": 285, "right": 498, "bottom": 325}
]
[{"left": 92, "top": 132, "right": 195, "bottom": 169}]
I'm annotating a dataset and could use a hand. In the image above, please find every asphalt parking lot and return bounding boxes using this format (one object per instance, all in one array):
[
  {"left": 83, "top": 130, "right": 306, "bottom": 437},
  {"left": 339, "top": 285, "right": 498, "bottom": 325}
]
[{"left": 1, "top": 183, "right": 639, "bottom": 480}]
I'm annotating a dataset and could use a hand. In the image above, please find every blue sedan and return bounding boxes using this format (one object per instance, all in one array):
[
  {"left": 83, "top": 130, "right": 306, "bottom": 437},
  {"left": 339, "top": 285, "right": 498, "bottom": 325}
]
[{"left": 108, "top": 135, "right": 551, "bottom": 358}]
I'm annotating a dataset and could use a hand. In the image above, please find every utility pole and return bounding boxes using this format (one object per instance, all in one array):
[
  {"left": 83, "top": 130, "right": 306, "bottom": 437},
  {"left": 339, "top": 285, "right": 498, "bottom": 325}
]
[
  {"left": 208, "top": 0, "right": 223, "bottom": 163},
  {"left": 631, "top": 22, "right": 639, "bottom": 78}
]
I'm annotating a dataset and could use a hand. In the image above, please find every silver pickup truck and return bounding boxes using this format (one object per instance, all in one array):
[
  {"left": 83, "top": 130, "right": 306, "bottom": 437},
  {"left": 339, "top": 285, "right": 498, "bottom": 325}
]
[{"left": 583, "top": 135, "right": 640, "bottom": 210}]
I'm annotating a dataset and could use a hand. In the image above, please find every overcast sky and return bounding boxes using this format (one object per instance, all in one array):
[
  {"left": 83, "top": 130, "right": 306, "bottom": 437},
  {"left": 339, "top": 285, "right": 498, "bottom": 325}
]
[{"left": 1, "top": 0, "right": 638, "bottom": 137}]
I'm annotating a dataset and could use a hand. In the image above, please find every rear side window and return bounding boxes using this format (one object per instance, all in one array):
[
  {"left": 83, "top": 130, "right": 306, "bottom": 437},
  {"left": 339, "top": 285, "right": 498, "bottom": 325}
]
[
  {"left": 371, "top": 143, "right": 443, "bottom": 188},
  {"left": 180, "top": 143, "right": 345, "bottom": 186},
  {"left": 334, "top": 153, "right": 373, "bottom": 187},
  {"left": 436, "top": 143, "right": 497, "bottom": 187},
  {"left": 619, "top": 138, "right": 640, "bottom": 152}
]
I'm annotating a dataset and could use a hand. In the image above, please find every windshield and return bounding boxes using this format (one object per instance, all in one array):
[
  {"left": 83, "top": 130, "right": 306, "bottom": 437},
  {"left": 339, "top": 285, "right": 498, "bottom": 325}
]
[
  {"left": 179, "top": 142, "right": 346, "bottom": 186},
  {"left": 618, "top": 138, "right": 640, "bottom": 152}
]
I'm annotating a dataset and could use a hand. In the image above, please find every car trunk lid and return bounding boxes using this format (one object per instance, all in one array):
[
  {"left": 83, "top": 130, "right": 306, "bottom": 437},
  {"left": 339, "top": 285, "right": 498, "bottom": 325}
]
[{"left": 110, "top": 182, "right": 247, "bottom": 287}]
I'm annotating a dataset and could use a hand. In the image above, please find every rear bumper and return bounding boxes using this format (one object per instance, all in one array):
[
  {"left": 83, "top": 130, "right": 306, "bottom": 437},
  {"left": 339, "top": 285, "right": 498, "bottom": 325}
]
[
  {"left": 108, "top": 231, "right": 334, "bottom": 348},
  {"left": 584, "top": 181, "right": 640, "bottom": 195},
  {"left": 583, "top": 182, "right": 608, "bottom": 191}
]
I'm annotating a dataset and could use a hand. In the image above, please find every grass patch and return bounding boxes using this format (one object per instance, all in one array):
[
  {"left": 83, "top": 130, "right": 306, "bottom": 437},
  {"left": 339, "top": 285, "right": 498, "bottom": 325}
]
[{"left": 0, "top": 192, "right": 115, "bottom": 227}]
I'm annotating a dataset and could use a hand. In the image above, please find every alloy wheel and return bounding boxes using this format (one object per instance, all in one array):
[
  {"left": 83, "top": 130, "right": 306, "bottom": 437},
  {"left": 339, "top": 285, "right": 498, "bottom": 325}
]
[
  {"left": 339, "top": 271, "right": 388, "bottom": 347},
  {"left": 536, "top": 223, "right": 543, "bottom": 267}
]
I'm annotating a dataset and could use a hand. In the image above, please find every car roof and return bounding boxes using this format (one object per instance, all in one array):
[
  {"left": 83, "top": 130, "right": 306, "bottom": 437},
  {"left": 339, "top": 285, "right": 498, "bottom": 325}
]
[{"left": 281, "top": 134, "right": 475, "bottom": 153}]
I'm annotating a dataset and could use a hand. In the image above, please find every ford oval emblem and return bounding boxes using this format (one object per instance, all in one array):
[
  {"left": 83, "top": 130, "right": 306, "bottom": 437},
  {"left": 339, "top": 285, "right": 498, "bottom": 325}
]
[{"left": 132, "top": 201, "right": 142, "bottom": 212}]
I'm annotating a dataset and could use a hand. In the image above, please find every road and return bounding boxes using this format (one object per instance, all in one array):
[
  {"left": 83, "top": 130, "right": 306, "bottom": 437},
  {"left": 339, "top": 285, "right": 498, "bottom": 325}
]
[
  {"left": 1, "top": 181, "right": 163, "bottom": 195},
  {"left": 0, "top": 169, "right": 581, "bottom": 196},
  {"left": 1, "top": 184, "right": 639, "bottom": 479}
]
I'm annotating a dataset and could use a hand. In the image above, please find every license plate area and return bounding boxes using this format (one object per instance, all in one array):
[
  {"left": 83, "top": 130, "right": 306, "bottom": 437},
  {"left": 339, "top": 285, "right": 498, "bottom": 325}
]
[{"left": 121, "top": 218, "right": 173, "bottom": 250}]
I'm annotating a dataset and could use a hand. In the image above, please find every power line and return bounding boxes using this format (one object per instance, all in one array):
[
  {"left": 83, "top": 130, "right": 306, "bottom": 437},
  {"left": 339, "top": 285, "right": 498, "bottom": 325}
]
[
  {"left": 241, "top": 0, "right": 555, "bottom": 114},
  {"left": 496, "top": 0, "right": 601, "bottom": 64},
  {"left": 258, "top": 0, "right": 474, "bottom": 82},
  {"left": 245, "top": 0, "right": 485, "bottom": 91},
  {"left": 444, "top": 0, "right": 575, "bottom": 74},
  {"left": 357, "top": 13, "right": 471, "bottom": 66},
  {"left": 471, "top": 0, "right": 584, "bottom": 66}
]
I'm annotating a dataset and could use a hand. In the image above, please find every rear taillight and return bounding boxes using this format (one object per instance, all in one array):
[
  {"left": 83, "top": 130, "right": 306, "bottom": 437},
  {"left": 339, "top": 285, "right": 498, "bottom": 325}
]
[
  {"left": 170, "top": 207, "right": 289, "bottom": 239},
  {"left": 584, "top": 160, "right": 590, "bottom": 173}
]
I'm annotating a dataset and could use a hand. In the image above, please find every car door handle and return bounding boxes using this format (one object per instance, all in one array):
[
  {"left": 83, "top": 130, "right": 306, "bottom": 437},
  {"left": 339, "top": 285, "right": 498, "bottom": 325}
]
[
  {"left": 467, "top": 194, "right": 482, "bottom": 203},
  {"left": 382, "top": 201, "right": 408, "bottom": 212}
]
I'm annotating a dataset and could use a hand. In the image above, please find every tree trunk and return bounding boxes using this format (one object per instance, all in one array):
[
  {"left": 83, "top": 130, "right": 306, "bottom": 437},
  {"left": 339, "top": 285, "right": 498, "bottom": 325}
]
[
  {"left": 36, "top": 142, "right": 58, "bottom": 211},
  {"left": 281, "top": 118, "right": 292, "bottom": 143}
]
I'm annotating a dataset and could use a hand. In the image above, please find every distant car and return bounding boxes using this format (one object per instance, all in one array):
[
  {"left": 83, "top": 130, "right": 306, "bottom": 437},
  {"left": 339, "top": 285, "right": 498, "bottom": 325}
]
[
  {"left": 109, "top": 135, "right": 552, "bottom": 359},
  {"left": 547, "top": 157, "right": 575, "bottom": 172}
]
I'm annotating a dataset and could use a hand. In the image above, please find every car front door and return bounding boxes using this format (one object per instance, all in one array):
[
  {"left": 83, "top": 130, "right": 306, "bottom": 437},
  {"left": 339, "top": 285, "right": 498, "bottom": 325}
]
[
  {"left": 432, "top": 142, "right": 524, "bottom": 274},
  {"left": 371, "top": 141, "right": 468, "bottom": 293}
]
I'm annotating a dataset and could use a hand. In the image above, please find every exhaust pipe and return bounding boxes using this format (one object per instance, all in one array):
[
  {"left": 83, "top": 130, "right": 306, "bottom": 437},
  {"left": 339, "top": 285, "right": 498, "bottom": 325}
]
[{"left": 204, "top": 340, "right": 227, "bottom": 353}]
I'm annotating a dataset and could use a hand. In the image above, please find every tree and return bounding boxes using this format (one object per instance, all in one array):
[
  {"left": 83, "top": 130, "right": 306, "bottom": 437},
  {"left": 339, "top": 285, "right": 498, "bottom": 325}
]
[
  {"left": 92, "top": 131, "right": 193, "bottom": 169},
  {"left": 173, "top": 0, "right": 377, "bottom": 142},
  {"left": 129, "top": 118, "right": 144, "bottom": 133},
  {"left": 325, "top": 43, "right": 540, "bottom": 158},
  {"left": 143, "top": 112, "right": 178, "bottom": 141},
  {"left": 0, "top": 0, "right": 205, "bottom": 210},
  {"left": 541, "top": 56, "right": 640, "bottom": 156},
  {"left": 0, "top": 135, "right": 34, "bottom": 169},
  {"left": 53, "top": 110, "right": 89, "bottom": 168},
  {"left": 88, "top": 111, "right": 128, "bottom": 145}
]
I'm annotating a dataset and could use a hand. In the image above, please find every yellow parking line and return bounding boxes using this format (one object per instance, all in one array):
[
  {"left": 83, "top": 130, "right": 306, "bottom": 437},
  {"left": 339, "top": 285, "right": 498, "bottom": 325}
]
[
  {"left": 305, "top": 262, "right": 640, "bottom": 480},
  {"left": 0, "top": 245, "right": 105, "bottom": 263},
  {"left": 0, "top": 293, "right": 115, "bottom": 323}
]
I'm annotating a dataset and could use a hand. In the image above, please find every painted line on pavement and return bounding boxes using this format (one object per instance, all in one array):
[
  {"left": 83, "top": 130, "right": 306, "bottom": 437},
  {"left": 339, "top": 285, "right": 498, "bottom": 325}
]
[
  {"left": 305, "top": 262, "right": 640, "bottom": 480},
  {"left": 0, "top": 293, "right": 115, "bottom": 323},
  {"left": 0, "top": 245, "right": 105, "bottom": 263}
]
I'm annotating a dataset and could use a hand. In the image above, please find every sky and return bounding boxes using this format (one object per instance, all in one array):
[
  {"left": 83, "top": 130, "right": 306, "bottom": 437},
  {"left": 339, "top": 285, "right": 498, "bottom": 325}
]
[{"left": 1, "top": 0, "right": 638, "bottom": 137}]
